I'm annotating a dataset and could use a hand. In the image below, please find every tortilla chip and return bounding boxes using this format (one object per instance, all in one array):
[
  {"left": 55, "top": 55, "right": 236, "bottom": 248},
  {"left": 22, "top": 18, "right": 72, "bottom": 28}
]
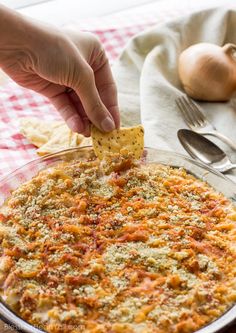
[
  {"left": 20, "top": 117, "right": 84, "bottom": 155},
  {"left": 20, "top": 117, "right": 64, "bottom": 147},
  {"left": 91, "top": 125, "right": 144, "bottom": 160},
  {"left": 79, "top": 137, "right": 92, "bottom": 147},
  {"left": 37, "top": 130, "right": 82, "bottom": 156}
]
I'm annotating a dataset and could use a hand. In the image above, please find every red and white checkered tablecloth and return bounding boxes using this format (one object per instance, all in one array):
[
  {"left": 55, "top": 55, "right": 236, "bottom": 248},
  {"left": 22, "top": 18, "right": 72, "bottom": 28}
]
[{"left": 1, "top": 0, "right": 236, "bottom": 179}]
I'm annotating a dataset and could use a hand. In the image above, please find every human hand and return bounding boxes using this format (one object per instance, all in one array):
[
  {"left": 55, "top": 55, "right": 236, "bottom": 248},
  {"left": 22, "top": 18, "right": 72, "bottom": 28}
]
[{"left": 0, "top": 7, "right": 120, "bottom": 136}]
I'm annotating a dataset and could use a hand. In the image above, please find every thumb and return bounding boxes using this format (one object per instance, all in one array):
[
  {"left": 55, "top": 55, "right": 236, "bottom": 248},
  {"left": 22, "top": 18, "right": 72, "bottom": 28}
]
[{"left": 73, "top": 64, "right": 116, "bottom": 132}]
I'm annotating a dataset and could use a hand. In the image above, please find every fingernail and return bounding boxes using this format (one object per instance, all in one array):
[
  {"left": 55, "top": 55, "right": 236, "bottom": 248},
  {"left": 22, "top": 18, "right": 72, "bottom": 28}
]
[
  {"left": 101, "top": 116, "right": 115, "bottom": 132},
  {"left": 67, "top": 116, "right": 84, "bottom": 133}
]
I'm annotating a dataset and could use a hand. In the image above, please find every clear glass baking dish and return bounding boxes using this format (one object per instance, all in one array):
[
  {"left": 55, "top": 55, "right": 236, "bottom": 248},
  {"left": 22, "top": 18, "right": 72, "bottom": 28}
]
[{"left": 0, "top": 147, "right": 235, "bottom": 333}]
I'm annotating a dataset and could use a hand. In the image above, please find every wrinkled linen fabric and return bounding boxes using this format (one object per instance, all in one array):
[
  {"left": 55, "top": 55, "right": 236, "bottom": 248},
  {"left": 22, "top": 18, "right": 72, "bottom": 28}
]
[{"left": 112, "top": 6, "right": 236, "bottom": 181}]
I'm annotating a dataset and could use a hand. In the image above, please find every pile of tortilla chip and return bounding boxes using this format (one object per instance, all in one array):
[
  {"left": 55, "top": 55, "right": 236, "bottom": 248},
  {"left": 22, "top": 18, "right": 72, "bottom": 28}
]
[
  {"left": 20, "top": 117, "right": 91, "bottom": 156},
  {"left": 20, "top": 117, "right": 145, "bottom": 160}
]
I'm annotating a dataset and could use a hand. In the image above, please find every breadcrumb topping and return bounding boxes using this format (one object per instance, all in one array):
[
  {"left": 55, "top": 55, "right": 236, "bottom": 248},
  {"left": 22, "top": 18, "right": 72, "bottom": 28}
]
[{"left": 0, "top": 157, "right": 235, "bottom": 333}]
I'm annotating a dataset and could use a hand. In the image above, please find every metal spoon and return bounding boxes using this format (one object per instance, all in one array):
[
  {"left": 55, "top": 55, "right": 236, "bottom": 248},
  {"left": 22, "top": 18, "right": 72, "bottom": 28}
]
[{"left": 178, "top": 129, "right": 236, "bottom": 173}]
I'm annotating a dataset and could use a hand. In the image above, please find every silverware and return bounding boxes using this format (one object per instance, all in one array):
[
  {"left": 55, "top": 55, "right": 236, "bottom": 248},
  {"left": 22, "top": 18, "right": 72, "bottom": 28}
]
[
  {"left": 176, "top": 95, "right": 236, "bottom": 151},
  {"left": 178, "top": 129, "right": 236, "bottom": 173}
]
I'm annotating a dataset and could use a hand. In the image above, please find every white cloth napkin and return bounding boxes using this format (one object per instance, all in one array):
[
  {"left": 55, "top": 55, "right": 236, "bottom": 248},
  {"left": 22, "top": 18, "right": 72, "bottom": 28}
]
[{"left": 112, "top": 6, "right": 236, "bottom": 181}]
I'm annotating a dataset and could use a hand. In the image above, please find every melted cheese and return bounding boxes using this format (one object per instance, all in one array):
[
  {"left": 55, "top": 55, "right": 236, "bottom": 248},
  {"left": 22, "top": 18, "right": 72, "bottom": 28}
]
[{"left": 0, "top": 158, "right": 235, "bottom": 333}]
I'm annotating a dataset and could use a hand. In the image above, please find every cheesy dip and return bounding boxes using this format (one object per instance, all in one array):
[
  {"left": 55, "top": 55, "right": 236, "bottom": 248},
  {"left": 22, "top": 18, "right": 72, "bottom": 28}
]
[{"left": 0, "top": 155, "right": 235, "bottom": 333}]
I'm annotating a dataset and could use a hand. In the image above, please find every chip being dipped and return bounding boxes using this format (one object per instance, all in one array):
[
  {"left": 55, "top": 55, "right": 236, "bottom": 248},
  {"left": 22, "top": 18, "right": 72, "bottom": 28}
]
[{"left": 91, "top": 125, "right": 144, "bottom": 160}]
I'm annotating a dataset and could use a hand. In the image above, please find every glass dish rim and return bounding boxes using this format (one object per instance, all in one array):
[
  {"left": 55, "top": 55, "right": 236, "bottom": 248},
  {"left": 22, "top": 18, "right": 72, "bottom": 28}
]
[{"left": 0, "top": 145, "right": 235, "bottom": 185}]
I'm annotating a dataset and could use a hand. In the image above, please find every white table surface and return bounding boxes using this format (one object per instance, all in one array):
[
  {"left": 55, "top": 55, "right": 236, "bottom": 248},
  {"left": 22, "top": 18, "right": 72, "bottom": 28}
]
[{"left": 2, "top": 0, "right": 156, "bottom": 26}]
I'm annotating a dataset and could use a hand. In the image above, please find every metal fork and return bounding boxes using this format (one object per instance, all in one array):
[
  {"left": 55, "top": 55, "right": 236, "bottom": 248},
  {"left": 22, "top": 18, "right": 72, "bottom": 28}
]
[{"left": 176, "top": 95, "right": 236, "bottom": 151}]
